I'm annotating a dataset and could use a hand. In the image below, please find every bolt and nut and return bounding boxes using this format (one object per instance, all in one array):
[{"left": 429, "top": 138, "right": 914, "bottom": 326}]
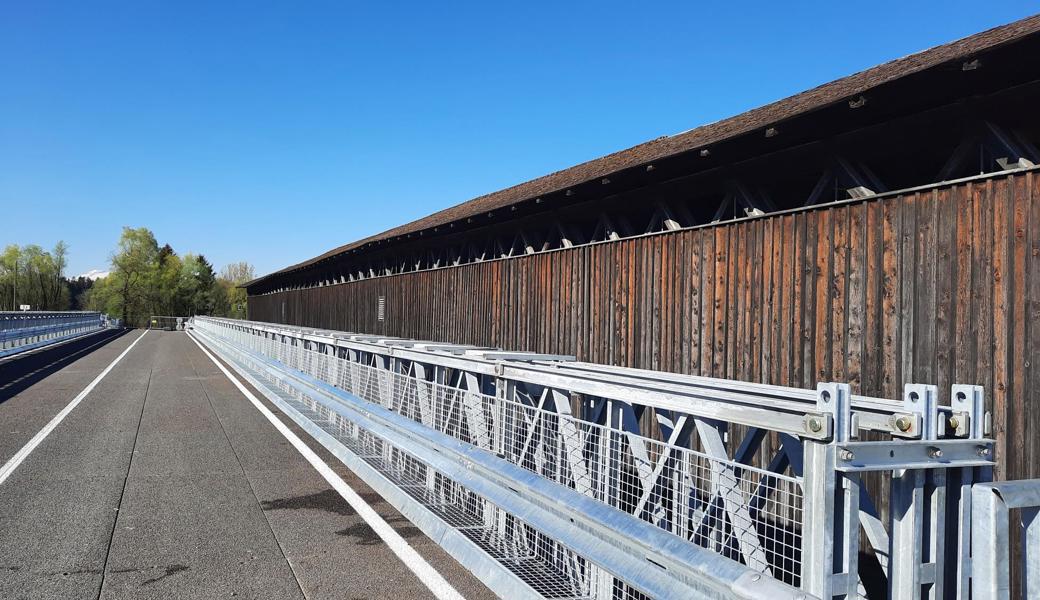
[
  {"left": 839, "top": 448, "right": 855, "bottom": 461},
  {"left": 894, "top": 415, "right": 913, "bottom": 432},
  {"left": 807, "top": 417, "right": 824, "bottom": 433},
  {"left": 927, "top": 446, "right": 943, "bottom": 459}
]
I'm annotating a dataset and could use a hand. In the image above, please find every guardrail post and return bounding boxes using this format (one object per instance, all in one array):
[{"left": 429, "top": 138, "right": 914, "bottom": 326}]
[
  {"left": 947, "top": 384, "right": 988, "bottom": 599},
  {"left": 888, "top": 384, "right": 942, "bottom": 600},
  {"left": 972, "top": 485, "right": 1012, "bottom": 599},
  {"left": 801, "top": 382, "right": 857, "bottom": 599},
  {"left": 972, "top": 481, "right": 1040, "bottom": 600},
  {"left": 1026, "top": 506, "right": 1040, "bottom": 598}
]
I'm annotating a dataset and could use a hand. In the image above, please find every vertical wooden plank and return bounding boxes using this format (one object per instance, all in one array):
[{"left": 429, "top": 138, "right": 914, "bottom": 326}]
[
  {"left": 847, "top": 202, "right": 866, "bottom": 393},
  {"left": 700, "top": 229, "right": 715, "bottom": 377},
  {"left": 1029, "top": 172, "right": 1040, "bottom": 480},
  {"left": 972, "top": 179, "right": 996, "bottom": 476},
  {"left": 761, "top": 218, "right": 775, "bottom": 384},
  {"left": 770, "top": 217, "right": 784, "bottom": 386},
  {"left": 688, "top": 231, "right": 702, "bottom": 375},
  {"left": 954, "top": 183, "right": 975, "bottom": 385},
  {"left": 1010, "top": 174, "right": 1028, "bottom": 481},
  {"left": 881, "top": 196, "right": 902, "bottom": 400},
  {"left": 831, "top": 206, "right": 848, "bottom": 383},
  {"left": 727, "top": 224, "right": 741, "bottom": 379},
  {"left": 750, "top": 220, "right": 762, "bottom": 382},
  {"left": 654, "top": 235, "right": 665, "bottom": 371},
  {"left": 802, "top": 211, "right": 818, "bottom": 388},
  {"left": 791, "top": 215, "right": 805, "bottom": 388},
  {"left": 992, "top": 178, "right": 1010, "bottom": 482},
  {"left": 934, "top": 186, "right": 956, "bottom": 397},
  {"left": 735, "top": 224, "right": 747, "bottom": 380},
  {"left": 814, "top": 209, "right": 833, "bottom": 385},
  {"left": 916, "top": 190, "right": 938, "bottom": 385},
  {"left": 713, "top": 227, "right": 728, "bottom": 379},
  {"left": 900, "top": 194, "right": 918, "bottom": 391},
  {"left": 627, "top": 237, "right": 637, "bottom": 368}
]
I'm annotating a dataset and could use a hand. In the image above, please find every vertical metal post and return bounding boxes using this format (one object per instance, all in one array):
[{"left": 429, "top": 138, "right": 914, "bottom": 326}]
[
  {"left": 801, "top": 439, "right": 837, "bottom": 598},
  {"left": 801, "top": 383, "right": 856, "bottom": 599},
  {"left": 889, "top": 384, "right": 940, "bottom": 600},
  {"left": 972, "top": 485, "right": 1011, "bottom": 599},
  {"left": 1024, "top": 506, "right": 1040, "bottom": 598},
  {"left": 326, "top": 343, "right": 340, "bottom": 387},
  {"left": 948, "top": 384, "right": 987, "bottom": 599}
]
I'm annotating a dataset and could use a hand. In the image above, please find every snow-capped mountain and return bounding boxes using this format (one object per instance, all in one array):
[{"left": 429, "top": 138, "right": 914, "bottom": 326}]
[{"left": 78, "top": 269, "right": 110, "bottom": 280}]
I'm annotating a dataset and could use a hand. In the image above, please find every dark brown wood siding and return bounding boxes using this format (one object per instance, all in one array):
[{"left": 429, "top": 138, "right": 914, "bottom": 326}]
[{"left": 249, "top": 170, "right": 1040, "bottom": 482}]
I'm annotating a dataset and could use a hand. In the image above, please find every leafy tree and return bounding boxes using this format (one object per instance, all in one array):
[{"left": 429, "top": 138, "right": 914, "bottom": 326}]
[
  {"left": 218, "top": 261, "right": 254, "bottom": 319},
  {"left": 8, "top": 228, "right": 252, "bottom": 325},
  {"left": 108, "top": 227, "right": 160, "bottom": 325},
  {"left": 0, "top": 242, "right": 71, "bottom": 310},
  {"left": 67, "top": 276, "right": 95, "bottom": 310}
]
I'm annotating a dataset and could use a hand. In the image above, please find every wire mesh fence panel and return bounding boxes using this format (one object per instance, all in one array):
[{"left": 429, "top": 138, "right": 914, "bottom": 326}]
[{"left": 195, "top": 317, "right": 805, "bottom": 587}]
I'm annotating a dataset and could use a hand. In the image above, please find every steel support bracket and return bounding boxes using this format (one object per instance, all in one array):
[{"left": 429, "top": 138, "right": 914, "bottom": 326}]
[{"left": 833, "top": 439, "right": 996, "bottom": 472}]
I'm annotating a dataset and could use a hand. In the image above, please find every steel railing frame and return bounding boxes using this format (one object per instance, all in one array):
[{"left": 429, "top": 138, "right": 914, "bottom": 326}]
[
  {"left": 971, "top": 480, "right": 1040, "bottom": 599},
  {"left": 0, "top": 311, "right": 106, "bottom": 358},
  {"left": 191, "top": 321, "right": 809, "bottom": 600},
  {"left": 191, "top": 316, "right": 1039, "bottom": 599}
]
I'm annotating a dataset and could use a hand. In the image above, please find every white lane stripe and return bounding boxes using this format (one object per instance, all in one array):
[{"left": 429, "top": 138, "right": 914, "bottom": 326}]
[
  {"left": 0, "top": 330, "right": 149, "bottom": 485},
  {"left": 187, "top": 332, "right": 466, "bottom": 600}
]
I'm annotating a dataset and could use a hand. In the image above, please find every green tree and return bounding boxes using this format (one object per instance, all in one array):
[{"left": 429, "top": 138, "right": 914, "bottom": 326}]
[
  {"left": 218, "top": 261, "right": 254, "bottom": 319},
  {"left": 154, "top": 244, "right": 183, "bottom": 316},
  {"left": 0, "top": 242, "right": 70, "bottom": 310},
  {"left": 108, "top": 227, "right": 159, "bottom": 325},
  {"left": 0, "top": 245, "right": 22, "bottom": 311}
]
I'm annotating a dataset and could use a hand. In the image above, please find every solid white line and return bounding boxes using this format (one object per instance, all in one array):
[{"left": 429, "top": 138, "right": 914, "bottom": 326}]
[
  {"left": 0, "top": 329, "right": 149, "bottom": 485},
  {"left": 187, "top": 332, "right": 466, "bottom": 600}
]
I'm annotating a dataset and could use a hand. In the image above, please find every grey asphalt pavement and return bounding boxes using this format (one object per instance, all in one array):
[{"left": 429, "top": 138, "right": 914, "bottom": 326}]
[{"left": 0, "top": 330, "right": 496, "bottom": 600}]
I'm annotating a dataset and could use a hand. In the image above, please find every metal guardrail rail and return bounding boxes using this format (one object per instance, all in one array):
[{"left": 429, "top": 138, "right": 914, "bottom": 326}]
[
  {"left": 190, "top": 316, "right": 1039, "bottom": 599},
  {"left": 0, "top": 311, "right": 106, "bottom": 359}
]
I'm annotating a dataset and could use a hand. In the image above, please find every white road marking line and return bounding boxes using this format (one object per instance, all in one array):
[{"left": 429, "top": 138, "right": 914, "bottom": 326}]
[
  {"left": 0, "top": 330, "right": 149, "bottom": 485},
  {"left": 187, "top": 332, "right": 466, "bottom": 600}
]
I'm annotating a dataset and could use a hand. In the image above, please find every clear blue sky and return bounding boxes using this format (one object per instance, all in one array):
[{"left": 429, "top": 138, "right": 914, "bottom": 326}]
[{"left": 2, "top": 2, "right": 1037, "bottom": 278}]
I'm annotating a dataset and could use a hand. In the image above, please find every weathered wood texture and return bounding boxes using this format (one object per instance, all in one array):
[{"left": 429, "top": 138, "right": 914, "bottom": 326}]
[{"left": 249, "top": 170, "right": 1040, "bottom": 481}]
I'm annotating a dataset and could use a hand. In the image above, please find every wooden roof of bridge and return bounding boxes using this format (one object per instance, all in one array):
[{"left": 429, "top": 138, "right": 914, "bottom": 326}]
[{"left": 248, "top": 14, "right": 1040, "bottom": 289}]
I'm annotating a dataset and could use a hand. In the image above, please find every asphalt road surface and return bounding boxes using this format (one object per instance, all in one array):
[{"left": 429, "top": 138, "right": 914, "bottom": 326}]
[{"left": 0, "top": 329, "right": 497, "bottom": 600}]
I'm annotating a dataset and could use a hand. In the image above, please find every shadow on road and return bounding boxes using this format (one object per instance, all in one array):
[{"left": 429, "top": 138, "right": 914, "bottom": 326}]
[{"left": 0, "top": 329, "right": 132, "bottom": 404}]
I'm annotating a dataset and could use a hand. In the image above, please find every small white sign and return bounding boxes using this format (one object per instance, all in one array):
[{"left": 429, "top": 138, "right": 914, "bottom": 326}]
[{"left": 19, "top": 305, "right": 30, "bottom": 311}]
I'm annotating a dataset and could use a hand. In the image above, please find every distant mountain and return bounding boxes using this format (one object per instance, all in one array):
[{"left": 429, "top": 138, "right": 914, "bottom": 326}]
[{"left": 78, "top": 269, "right": 110, "bottom": 280}]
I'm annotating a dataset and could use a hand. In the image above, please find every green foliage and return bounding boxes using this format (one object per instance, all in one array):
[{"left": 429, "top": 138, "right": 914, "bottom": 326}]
[
  {"left": 219, "top": 261, "right": 254, "bottom": 319},
  {"left": 106, "top": 227, "right": 160, "bottom": 325},
  {"left": 7, "top": 227, "right": 253, "bottom": 326},
  {"left": 0, "top": 242, "right": 71, "bottom": 311}
]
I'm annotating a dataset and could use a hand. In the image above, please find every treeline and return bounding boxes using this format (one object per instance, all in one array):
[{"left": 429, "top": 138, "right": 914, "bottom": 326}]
[
  {"left": 2, "top": 227, "right": 254, "bottom": 327},
  {"left": 0, "top": 242, "right": 91, "bottom": 311},
  {"left": 86, "top": 227, "right": 253, "bottom": 326}
]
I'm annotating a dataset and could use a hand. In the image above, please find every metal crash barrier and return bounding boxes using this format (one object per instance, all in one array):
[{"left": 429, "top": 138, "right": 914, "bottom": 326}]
[
  {"left": 972, "top": 481, "right": 1040, "bottom": 599},
  {"left": 0, "top": 311, "right": 106, "bottom": 358},
  {"left": 190, "top": 316, "right": 1039, "bottom": 599}
]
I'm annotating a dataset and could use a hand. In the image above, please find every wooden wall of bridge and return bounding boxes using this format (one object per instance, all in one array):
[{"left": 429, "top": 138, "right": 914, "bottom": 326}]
[{"left": 250, "top": 170, "right": 1040, "bottom": 482}]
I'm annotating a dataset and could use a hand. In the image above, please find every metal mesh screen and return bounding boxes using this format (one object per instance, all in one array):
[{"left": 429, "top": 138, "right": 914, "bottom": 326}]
[{"left": 197, "top": 319, "right": 805, "bottom": 588}]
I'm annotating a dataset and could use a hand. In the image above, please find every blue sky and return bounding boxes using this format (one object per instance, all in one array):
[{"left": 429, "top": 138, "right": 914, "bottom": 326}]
[{"left": 2, "top": 2, "right": 1037, "bottom": 278}]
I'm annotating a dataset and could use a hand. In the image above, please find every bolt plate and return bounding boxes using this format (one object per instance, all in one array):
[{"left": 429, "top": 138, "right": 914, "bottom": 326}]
[{"left": 833, "top": 439, "right": 995, "bottom": 472}]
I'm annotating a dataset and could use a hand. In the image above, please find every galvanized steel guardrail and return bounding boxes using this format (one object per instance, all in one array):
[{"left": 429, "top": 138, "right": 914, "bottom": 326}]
[
  {"left": 972, "top": 480, "right": 1040, "bottom": 599},
  {"left": 190, "top": 316, "right": 1038, "bottom": 599},
  {"left": 0, "top": 311, "right": 106, "bottom": 358}
]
